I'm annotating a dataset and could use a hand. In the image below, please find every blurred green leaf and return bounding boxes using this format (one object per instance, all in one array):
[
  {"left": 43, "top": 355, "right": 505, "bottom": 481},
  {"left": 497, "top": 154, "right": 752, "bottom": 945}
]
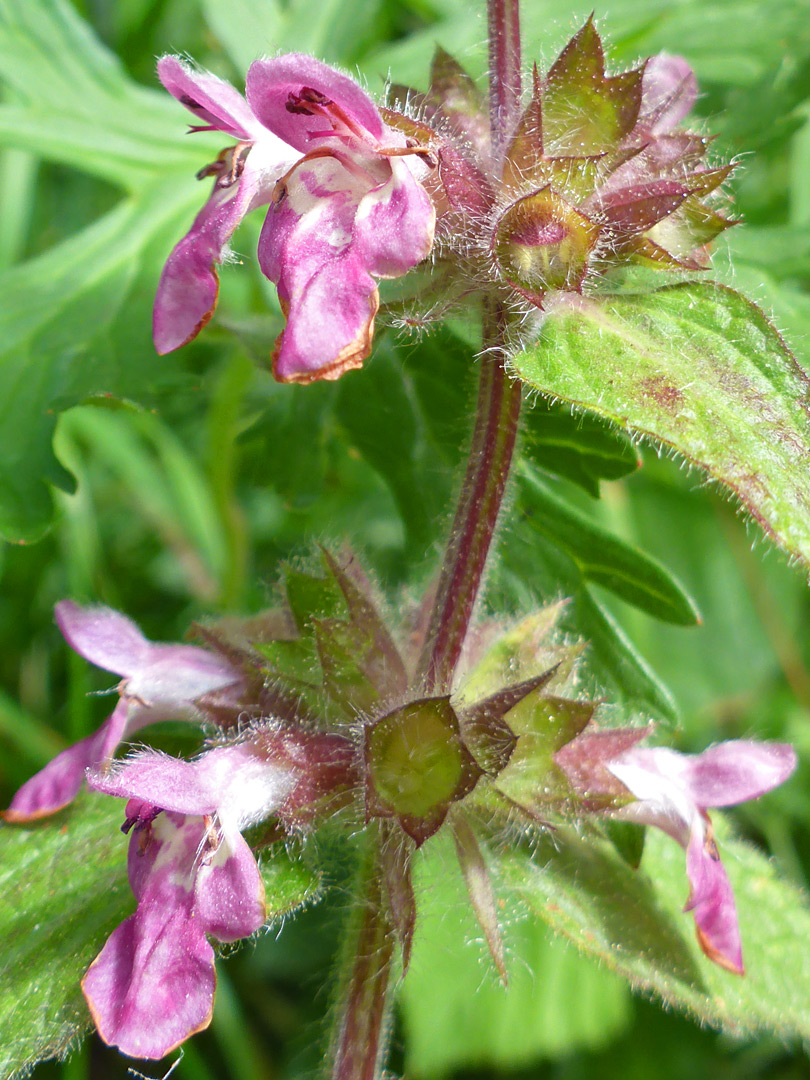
[
  {"left": 201, "top": 0, "right": 385, "bottom": 70},
  {"left": 519, "top": 466, "right": 701, "bottom": 626},
  {"left": 63, "top": 407, "right": 230, "bottom": 605},
  {"left": 511, "top": 284, "right": 810, "bottom": 574},
  {"left": 501, "top": 818, "right": 810, "bottom": 1039},
  {"left": 0, "top": 179, "right": 203, "bottom": 543},
  {"left": 0, "top": 0, "right": 207, "bottom": 190},
  {"left": 336, "top": 331, "right": 469, "bottom": 556},
  {"left": 400, "top": 833, "right": 631, "bottom": 1077}
]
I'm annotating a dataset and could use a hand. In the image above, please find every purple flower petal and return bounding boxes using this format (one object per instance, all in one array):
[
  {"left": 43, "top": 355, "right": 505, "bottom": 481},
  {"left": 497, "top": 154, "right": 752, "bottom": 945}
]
[
  {"left": 195, "top": 831, "right": 266, "bottom": 941},
  {"left": 83, "top": 815, "right": 217, "bottom": 1059},
  {"left": 85, "top": 753, "right": 277, "bottom": 1059},
  {"left": 126, "top": 647, "right": 241, "bottom": 711},
  {"left": 55, "top": 601, "right": 150, "bottom": 677},
  {"left": 3, "top": 700, "right": 129, "bottom": 822},
  {"left": 157, "top": 56, "right": 262, "bottom": 141},
  {"left": 684, "top": 818, "right": 744, "bottom": 974},
  {"left": 354, "top": 158, "right": 435, "bottom": 277},
  {"left": 259, "top": 156, "right": 379, "bottom": 382},
  {"left": 90, "top": 753, "right": 216, "bottom": 816},
  {"left": 153, "top": 139, "right": 294, "bottom": 355},
  {"left": 89, "top": 745, "right": 297, "bottom": 825},
  {"left": 6, "top": 603, "right": 246, "bottom": 821},
  {"left": 246, "top": 54, "right": 385, "bottom": 152},
  {"left": 684, "top": 741, "right": 797, "bottom": 808}
]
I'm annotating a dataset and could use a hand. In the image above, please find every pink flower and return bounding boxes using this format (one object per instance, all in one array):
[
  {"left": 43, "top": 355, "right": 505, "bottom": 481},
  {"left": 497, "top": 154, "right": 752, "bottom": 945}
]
[
  {"left": 83, "top": 744, "right": 295, "bottom": 1059},
  {"left": 555, "top": 734, "right": 796, "bottom": 973},
  {"left": 608, "top": 740, "right": 796, "bottom": 974},
  {"left": 3, "top": 602, "right": 243, "bottom": 822},
  {"left": 153, "top": 55, "right": 435, "bottom": 383}
]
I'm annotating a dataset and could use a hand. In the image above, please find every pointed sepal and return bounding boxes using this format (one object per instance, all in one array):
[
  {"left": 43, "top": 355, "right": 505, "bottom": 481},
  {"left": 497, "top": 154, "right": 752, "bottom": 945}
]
[
  {"left": 380, "top": 822, "right": 416, "bottom": 971},
  {"left": 451, "top": 812, "right": 507, "bottom": 985},
  {"left": 458, "top": 667, "right": 558, "bottom": 776},
  {"left": 543, "top": 18, "right": 644, "bottom": 155}
]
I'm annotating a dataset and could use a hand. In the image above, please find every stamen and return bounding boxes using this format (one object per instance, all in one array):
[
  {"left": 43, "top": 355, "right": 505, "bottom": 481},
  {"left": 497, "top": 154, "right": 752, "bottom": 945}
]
[
  {"left": 376, "top": 144, "right": 438, "bottom": 168},
  {"left": 196, "top": 141, "right": 253, "bottom": 189},
  {"left": 285, "top": 86, "right": 369, "bottom": 142}
]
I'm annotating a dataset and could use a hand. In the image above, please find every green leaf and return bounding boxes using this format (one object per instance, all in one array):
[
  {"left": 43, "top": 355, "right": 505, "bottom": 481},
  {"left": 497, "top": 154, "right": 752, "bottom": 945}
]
[
  {"left": 519, "top": 466, "right": 701, "bottom": 626},
  {"left": 400, "top": 833, "right": 631, "bottom": 1076},
  {"left": 522, "top": 397, "right": 641, "bottom": 497},
  {"left": 500, "top": 818, "right": 810, "bottom": 1039},
  {"left": 0, "top": 793, "right": 129, "bottom": 1076},
  {"left": 0, "top": 0, "right": 205, "bottom": 191},
  {"left": 511, "top": 283, "right": 810, "bottom": 572},
  {"left": 0, "top": 791, "right": 323, "bottom": 1075},
  {"left": 0, "top": 179, "right": 201, "bottom": 543}
]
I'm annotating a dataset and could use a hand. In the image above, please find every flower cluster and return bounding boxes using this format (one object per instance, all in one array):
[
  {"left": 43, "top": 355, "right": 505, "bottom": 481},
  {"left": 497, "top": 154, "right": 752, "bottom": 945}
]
[
  {"left": 6, "top": 554, "right": 796, "bottom": 1056},
  {"left": 3, "top": 27, "right": 797, "bottom": 1070}
]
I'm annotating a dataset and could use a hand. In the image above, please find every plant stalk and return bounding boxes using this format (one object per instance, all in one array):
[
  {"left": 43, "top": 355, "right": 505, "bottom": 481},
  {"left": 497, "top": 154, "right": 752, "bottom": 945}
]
[
  {"left": 487, "top": 0, "right": 522, "bottom": 160},
  {"left": 329, "top": 840, "right": 395, "bottom": 1080},
  {"left": 419, "top": 305, "right": 522, "bottom": 693},
  {"left": 419, "top": 0, "right": 523, "bottom": 694}
]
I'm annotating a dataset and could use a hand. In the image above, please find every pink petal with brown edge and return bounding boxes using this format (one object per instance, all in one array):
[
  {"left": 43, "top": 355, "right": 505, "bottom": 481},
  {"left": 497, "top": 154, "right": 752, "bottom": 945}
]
[
  {"left": 684, "top": 817, "right": 744, "bottom": 975},
  {"left": 259, "top": 156, "right": 380, "bottom": 383},
  {"left": 153, "top": 138, "right": 295, "bottom": 355},
  {"left": 82, "top": 815, "right": 218, "bottom": 1060},
  {"left": 3, "top": 700, "right": 129, "bottom": 822}
]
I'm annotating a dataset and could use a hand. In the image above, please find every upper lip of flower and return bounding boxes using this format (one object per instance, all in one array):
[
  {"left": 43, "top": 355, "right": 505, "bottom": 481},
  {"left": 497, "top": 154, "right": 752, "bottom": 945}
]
[{"left": 2, "top": 601, "right": 243, "bottom": 823}]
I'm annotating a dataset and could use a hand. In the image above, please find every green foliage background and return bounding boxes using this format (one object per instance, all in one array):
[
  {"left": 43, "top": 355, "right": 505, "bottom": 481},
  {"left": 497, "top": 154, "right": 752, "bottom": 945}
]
[{"left": 2, "top": 0, "right": 810, "bottom": 1077}]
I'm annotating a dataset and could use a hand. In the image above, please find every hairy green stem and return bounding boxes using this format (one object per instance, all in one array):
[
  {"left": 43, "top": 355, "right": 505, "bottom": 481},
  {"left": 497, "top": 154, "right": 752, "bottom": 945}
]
[
  {"left": 328, "top": 839, "right": 395, "bottom": 1080},
  {"left": 418, "top": 0, "right": 523, "bottom": 693},
  {"left": 419, "top": 325, "right": 522, "bottom": 693}
]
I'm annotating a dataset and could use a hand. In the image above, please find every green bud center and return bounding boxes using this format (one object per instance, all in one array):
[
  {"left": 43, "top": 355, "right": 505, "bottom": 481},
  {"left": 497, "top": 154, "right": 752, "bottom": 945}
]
[{"left": 366, "top": 698, "right": 464, "bottom": 818}]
